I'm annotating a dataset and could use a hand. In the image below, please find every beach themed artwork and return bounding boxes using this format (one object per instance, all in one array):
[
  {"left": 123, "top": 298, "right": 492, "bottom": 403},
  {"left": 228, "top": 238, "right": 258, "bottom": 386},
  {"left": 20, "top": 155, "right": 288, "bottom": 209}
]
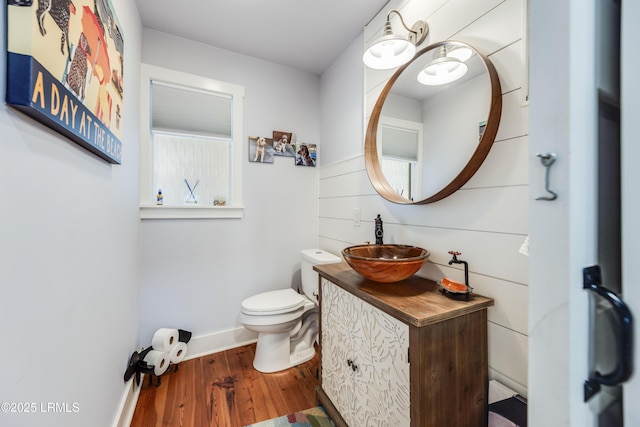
[
  {"left": 295, "top": 143, "right": 316, "bottom": 167},
  {"left": 6, "top": 0, "right": 125, "bottom": 164},
  {"left": 248, "top": 136, "right": 274, "bottom": 163}
]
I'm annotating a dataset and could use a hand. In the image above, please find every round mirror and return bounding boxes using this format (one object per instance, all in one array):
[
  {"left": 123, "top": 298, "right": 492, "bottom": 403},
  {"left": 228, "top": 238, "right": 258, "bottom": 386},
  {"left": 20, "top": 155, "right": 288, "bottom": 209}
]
[{"left": 365, "top": 40, "right": 502, "bottom": 204}]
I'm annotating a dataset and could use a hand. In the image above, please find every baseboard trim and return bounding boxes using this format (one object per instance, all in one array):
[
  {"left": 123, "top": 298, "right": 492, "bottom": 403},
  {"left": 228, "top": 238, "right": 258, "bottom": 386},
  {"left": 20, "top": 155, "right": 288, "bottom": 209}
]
[
  {"left": 185, "top": 326, "right": 257, "bottom": 360},
  {"left": 112, "top": 378, "right": 142, "bottom": 427}
]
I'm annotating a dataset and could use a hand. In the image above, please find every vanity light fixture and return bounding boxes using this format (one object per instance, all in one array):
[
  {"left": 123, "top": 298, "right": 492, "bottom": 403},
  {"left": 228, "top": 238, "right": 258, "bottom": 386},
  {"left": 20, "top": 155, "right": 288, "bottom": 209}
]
[
  {"left": 417, "top": 45, "right": 469, "bottom": 86},
  {"left": 362, "top": 9, "right": 429, "bottom": 70}
]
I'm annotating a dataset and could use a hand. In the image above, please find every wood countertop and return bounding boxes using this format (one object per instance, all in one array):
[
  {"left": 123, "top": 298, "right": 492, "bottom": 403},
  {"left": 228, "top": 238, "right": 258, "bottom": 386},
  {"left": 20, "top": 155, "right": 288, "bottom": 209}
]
[{"left": 315, "top": 262, "right": 494, "bottom": 328}]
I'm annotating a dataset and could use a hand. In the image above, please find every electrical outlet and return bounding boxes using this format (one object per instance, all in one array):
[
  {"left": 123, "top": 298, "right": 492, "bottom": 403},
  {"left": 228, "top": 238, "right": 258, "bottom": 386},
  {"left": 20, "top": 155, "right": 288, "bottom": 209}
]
[{"left": 353, "top": 208, "right": 361, "bottom": 226}]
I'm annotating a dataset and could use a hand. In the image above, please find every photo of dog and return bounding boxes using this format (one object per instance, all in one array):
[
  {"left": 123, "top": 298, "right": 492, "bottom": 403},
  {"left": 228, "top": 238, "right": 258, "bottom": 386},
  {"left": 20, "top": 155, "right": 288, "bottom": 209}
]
[
  {"left": 295, "top": 143, "right": 316, "bottom": 167},
  {"left": 273, "top": 130, "right": 295, "bottom": 156},
  {"left": 248, "top": 136, "right": 274, "bottom": 163},
  {"left": 254, "top": 136, "right": 266, "bottom": 162}
]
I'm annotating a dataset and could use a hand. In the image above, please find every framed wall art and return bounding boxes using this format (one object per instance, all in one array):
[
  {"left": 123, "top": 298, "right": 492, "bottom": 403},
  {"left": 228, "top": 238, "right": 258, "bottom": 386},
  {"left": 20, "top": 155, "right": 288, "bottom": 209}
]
[
  {"left": 248, "top": 136, "right": 274, "bottom": 164},
  {"left": 272, "top": 130, "right": 294, "bottom": 157},
  {"left": 6, "top": 0, "right": 125, "bottom": 164},
  {"left": 295, "top": 143, "right": 316, "bottom": 167}
]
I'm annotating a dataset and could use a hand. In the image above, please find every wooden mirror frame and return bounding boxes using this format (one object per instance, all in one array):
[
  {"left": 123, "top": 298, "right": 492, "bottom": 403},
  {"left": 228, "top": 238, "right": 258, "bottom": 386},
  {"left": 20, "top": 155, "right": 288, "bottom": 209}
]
[{"left": 364, "top": 40, "right": 502, "bottom": 204}]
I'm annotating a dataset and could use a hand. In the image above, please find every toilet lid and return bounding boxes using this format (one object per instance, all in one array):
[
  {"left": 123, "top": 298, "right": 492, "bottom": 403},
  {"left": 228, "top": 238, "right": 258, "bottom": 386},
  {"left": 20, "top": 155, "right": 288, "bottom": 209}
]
[{"left": 241, "top": 289, "right": 306, "bottom": 315}]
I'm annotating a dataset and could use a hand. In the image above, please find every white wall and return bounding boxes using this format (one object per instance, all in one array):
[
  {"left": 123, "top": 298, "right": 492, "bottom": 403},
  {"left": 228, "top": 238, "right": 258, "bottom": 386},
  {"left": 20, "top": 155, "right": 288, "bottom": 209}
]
[
  {"left": 320, "top": 34, "right": 368, "bottom": 166},
  {"left": 139, "top": 29, "right": 320, "bottom": 353},
  {"left": 421, "top": 74, "right": 491, "bottom": 196},
  {"left": 527, "top": 0, "right": 572, "bottom": 423},
  {"left": 318, "top": 0, "right": 530, "bottom": 396},
  {"left": 0, "top": 2, "right": 142, "bottom": 427}
]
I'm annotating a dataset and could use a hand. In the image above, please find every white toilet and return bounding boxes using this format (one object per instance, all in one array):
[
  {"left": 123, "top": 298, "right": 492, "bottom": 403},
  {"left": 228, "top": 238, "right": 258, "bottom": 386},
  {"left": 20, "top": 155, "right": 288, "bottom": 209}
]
[{"left": 240, "top": 249, "right": 341, "bottom": 373}]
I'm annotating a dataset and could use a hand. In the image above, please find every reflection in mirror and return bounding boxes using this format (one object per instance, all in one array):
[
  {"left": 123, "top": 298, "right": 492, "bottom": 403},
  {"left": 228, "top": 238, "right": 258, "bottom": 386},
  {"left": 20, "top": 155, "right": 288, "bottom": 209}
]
[
  {"left": 378, "top": 117, "right": 422, "bottom": 200},
  {"left": 365, "top": 41, "right": 502, "bottom": 204}
]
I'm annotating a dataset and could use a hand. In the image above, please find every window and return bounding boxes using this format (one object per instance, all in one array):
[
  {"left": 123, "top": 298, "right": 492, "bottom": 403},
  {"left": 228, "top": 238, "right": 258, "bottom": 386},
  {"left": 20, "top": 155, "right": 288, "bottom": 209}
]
[
  {"left": 377, "top": 116, "right": 422, "bottom": 201},
  {"left": 139, "top": 64, "right": 244, "bottom": 219}
]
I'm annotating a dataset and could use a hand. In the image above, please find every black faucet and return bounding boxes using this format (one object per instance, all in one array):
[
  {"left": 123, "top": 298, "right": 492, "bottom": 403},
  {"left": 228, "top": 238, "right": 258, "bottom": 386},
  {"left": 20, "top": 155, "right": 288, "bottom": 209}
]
[
  {"left": 448, "top": 251, "right": 469, "bottom": 289},
  {"left": 374, "top": 214, "right": 383, "bottom": 244}
]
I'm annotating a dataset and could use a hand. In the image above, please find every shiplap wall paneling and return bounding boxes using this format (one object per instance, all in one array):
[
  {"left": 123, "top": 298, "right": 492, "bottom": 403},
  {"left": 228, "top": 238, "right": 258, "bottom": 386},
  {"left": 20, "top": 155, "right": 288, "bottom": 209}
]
[{"left": 319, "top": 0, "right": 529, "bottom": 397}]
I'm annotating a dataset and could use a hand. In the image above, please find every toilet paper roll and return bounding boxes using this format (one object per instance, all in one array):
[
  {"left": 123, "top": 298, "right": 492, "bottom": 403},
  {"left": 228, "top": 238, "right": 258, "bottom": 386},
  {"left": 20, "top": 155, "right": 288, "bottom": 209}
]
[
  {"left": 169, "top": 342, "right": 188, "bottom": 364},
  {"left": 152, "top": 328, "right": 179, "bottom": 352},
  {"left": 143, "top": 350, "right": 170, "bottom": 376}
]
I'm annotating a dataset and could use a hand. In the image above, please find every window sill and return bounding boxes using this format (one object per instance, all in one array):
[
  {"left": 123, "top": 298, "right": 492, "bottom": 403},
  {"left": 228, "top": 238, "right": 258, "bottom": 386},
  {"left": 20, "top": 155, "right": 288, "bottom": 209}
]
[{"left": 140, "top": 205, "right": 244, "bottom": 220}]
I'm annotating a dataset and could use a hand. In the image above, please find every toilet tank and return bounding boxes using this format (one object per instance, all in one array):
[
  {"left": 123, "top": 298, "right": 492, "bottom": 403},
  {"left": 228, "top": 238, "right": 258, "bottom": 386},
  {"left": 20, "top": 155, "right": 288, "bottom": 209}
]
[{"left": 300, "top": 249, "right": 341, "bottom": 300}]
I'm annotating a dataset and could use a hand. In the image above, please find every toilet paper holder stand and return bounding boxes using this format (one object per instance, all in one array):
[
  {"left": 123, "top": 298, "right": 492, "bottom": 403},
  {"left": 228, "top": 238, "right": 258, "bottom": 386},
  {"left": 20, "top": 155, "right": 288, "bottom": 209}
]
[{"left": 124, "top": 329, "right": 192, "bottom": 387}]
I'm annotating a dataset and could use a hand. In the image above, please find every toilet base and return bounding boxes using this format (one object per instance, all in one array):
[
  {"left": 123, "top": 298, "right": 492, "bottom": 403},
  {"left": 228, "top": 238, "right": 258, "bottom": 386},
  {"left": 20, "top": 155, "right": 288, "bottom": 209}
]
[
  {"left": 251, "top": 311, "right": 318, "bottom": 374},
  {"left": 290, "top": 338, "right": 316, "bottom": 367},
  {"left": 253, "top": 331, "right": 317, "bottom": 373}
]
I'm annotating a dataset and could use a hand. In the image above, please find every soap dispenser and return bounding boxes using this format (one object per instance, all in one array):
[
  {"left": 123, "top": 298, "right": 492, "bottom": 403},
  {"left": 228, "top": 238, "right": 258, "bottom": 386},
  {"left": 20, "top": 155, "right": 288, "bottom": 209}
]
[{"left": 375, "top": 214, "right": 383, "bottom": 244}]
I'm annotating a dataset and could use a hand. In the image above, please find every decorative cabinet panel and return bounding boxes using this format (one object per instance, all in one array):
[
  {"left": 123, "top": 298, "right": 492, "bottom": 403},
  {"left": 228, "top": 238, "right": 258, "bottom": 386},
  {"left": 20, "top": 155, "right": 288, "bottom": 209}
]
[
  {"left": 321, "top": 278, "right": 410, "bottom": 426},
  {"left": 316, "top": 263, "right": 494, "bottom": 427}
]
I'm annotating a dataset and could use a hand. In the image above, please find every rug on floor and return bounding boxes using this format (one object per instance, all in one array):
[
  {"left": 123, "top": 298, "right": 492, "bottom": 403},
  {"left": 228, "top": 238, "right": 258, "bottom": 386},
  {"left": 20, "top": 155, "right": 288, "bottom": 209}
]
[{"left": 244, "top": 406, "right": 335, "bottom": 427}]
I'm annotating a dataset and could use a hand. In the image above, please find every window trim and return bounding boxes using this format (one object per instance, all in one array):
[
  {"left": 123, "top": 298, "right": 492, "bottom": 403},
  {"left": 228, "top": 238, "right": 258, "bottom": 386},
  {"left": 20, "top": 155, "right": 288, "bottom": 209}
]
[{"left": 139, "top": 64, "right": 245, "bottom": 219}]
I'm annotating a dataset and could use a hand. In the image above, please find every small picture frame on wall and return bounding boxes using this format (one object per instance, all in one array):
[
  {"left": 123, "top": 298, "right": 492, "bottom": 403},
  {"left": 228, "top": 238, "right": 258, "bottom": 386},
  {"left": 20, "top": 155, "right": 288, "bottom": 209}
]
[
  {"left": 272, "top": 130, "right": 295, "bottom": 157},
  {"left": 295, "top": 143, "right": 316, "bottom": 167},
  {"left": 248, "top": 136, "right": 274, "bottom": 163}
]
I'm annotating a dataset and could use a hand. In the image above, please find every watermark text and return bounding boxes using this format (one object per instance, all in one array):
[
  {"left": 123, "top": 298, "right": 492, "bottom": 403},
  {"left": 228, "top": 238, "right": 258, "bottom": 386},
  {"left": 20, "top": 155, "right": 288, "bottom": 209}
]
[{"left": 1, "top": 402, "right": 80, "bottom": 414}]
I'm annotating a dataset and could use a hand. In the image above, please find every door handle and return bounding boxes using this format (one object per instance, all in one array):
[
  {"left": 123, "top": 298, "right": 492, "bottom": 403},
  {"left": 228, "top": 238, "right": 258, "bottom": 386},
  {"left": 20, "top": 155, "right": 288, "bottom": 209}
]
[{"left": 583, "top": 265, "right": 634, "bottom": 402}]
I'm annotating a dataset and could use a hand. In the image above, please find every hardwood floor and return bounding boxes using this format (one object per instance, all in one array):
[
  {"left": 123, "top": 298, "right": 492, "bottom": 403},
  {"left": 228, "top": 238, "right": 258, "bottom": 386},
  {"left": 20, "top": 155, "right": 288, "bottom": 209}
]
[{"left": 130, "top": 343, "right": 319, "bottom": 427}]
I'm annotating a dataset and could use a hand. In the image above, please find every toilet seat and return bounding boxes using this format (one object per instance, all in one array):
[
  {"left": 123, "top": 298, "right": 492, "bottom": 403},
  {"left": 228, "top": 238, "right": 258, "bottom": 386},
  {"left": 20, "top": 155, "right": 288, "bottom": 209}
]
[{"left": 241, "top": 288, "right": 307, "bottom": 315}]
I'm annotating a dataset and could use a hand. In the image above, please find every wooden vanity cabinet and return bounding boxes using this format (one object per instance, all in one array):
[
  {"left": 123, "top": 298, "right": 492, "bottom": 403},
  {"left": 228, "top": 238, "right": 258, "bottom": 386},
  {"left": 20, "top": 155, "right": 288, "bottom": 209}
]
[{"left": 314, "top": 263, "right": 494, "bottom": 427}]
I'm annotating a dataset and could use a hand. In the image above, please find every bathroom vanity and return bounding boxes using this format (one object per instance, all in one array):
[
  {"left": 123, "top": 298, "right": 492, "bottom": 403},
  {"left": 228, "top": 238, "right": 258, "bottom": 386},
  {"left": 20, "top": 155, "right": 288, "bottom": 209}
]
[{"left": 314, "top": 262, "right": 494, "bottom": 427}]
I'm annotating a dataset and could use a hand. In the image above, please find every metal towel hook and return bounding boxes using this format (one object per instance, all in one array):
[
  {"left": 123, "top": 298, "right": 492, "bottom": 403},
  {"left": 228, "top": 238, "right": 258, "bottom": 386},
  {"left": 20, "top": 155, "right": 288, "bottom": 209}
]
[{"left": 536, "top": 152, "right": 557, "bottom": 201}]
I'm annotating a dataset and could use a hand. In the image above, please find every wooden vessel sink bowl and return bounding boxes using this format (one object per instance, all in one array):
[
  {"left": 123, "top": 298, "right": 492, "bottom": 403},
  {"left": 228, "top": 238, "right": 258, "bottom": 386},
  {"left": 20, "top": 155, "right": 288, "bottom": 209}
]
[{"left": 341, "top": 244, "right": 430, "bottom": 283}]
